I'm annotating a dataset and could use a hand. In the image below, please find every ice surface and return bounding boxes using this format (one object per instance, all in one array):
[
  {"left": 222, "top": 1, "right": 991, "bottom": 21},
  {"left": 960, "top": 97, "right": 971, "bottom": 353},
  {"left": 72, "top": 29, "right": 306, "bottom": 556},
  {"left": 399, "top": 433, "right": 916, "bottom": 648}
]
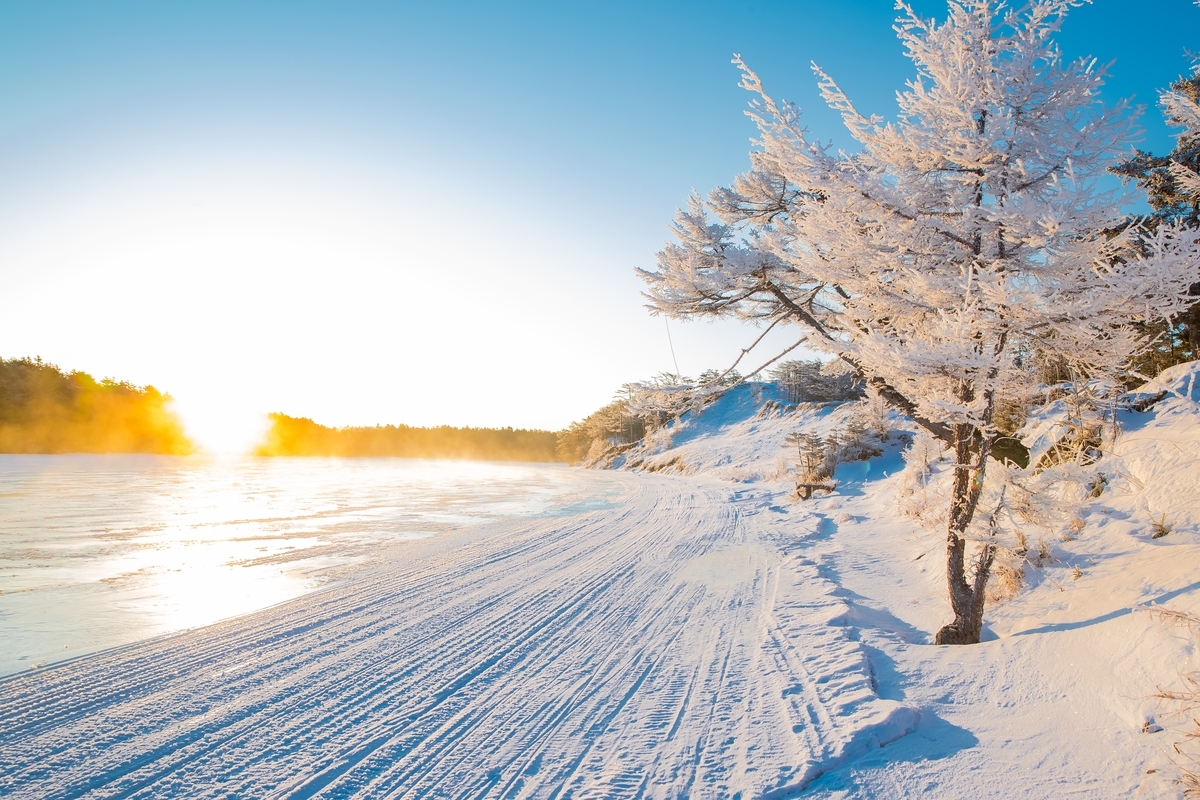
[{"left": 0, "top": 455, "right": 604, "bottom": 675}]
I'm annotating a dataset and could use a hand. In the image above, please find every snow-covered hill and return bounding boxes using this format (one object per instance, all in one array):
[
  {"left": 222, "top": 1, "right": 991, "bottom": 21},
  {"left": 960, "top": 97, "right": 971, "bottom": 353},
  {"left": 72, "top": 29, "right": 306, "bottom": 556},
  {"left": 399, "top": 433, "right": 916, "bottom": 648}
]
[{"left": 595, "top": 363, "right": 1200, "bottom": 797}]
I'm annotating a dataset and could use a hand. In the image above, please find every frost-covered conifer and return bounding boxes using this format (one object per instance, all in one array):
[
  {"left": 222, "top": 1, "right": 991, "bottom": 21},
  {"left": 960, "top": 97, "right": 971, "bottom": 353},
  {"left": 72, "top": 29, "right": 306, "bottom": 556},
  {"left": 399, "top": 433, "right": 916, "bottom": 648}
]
[
  {"left": 641, "top": 0, "right": 1200, "bottom": 644},
  {"left": 1163, "top": 80, "right": 1200, "bottom": 201},
  {"left": 1114, "top": 42, "right": 1200, "bottom": 225},
  {"left": 1114, "top": 14, "right": 1200, "bottom": 361}
]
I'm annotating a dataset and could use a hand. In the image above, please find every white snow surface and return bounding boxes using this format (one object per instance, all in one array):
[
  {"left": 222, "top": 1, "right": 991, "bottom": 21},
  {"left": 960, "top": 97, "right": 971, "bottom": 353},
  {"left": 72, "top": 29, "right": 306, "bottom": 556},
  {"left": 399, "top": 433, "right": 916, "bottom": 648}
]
[
  {"left": 608, "top": 371, "right": 1200, "bottom": 797},
  {"left": 2, "top": 470, "right": 915, "bottom": 798},
  {"left": 3, "top": 365, "right": 1199, "bottom": 797}
]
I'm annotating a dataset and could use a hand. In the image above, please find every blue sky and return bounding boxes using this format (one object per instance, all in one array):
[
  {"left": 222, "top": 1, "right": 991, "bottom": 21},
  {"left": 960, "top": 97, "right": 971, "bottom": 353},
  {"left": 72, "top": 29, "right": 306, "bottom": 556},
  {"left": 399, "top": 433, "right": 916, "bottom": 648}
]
[{"left": 0, "top": 0, "right": 1195, "bottom": 449}]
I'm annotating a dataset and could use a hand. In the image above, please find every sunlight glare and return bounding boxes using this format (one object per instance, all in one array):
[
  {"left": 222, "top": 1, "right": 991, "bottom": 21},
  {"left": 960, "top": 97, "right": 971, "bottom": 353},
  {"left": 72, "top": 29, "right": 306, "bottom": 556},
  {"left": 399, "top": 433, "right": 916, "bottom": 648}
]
[{"left": 174, "top": 397, "right": 270, "bottom": 455}]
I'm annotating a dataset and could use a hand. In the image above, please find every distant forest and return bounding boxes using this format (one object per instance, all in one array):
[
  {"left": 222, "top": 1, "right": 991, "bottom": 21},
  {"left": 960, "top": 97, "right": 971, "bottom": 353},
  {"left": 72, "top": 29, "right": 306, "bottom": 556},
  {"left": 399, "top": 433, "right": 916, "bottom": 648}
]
[
  {"left": 255, "top": 413, "right": 562, "bottom": 462},
  {"left": 0, "top": 357, "right": 193, "bottom": 454}
]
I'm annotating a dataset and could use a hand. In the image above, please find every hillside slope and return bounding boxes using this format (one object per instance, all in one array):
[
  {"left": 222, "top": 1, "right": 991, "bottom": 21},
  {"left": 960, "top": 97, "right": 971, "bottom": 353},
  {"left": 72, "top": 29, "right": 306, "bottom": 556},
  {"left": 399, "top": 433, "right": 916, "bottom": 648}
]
[{"left": 597, "top": 365, "right": 1200, "bottom": 797}]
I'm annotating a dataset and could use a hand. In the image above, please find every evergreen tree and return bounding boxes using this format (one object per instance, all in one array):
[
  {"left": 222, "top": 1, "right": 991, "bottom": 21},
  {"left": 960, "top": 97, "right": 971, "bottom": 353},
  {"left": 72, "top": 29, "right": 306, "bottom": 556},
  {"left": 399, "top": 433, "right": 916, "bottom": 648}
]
[{"left": 1113, "top": 13, "right": 1200, "bottom": 362}]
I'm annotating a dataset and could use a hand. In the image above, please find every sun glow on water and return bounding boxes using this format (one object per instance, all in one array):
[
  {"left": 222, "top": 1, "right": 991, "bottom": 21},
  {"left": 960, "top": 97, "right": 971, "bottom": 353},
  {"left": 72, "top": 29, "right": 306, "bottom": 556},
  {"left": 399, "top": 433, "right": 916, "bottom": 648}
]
[{"left": 0, "top": 455, "right": 613, "bottom": 675}]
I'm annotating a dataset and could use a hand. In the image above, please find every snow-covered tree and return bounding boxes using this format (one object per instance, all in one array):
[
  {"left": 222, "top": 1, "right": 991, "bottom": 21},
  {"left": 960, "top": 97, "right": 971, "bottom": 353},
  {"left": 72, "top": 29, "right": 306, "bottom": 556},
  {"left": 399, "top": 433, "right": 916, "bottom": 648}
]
[
  {"left": 1114, "top": 52, "right": 1200, "bottom": 226},
  {"left": 1114, "top": 16, "right": 1200, "bottom": 361},
  {"left": 1162, "top": 74, "right": 1200, "bottom": 202},
  {"left": 770, "top": 359, "right": 864, "bottom": 403},
  {"left": 641, "top": 0, "right": 1200, "bottom": 644}
]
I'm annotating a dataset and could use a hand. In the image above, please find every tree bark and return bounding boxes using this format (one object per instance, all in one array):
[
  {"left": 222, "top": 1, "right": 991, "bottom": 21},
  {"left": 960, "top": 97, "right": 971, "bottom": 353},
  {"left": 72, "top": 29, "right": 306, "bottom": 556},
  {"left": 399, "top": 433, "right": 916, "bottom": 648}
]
[
  {"left": 934, "top": 420, "right": 996, "bottom": 645},
  {"left": 1187, "top": 284, "right": 1200, "bottom": 359},
  {"left": 931, "top": 383, "right": 998, "bottom": 647}
]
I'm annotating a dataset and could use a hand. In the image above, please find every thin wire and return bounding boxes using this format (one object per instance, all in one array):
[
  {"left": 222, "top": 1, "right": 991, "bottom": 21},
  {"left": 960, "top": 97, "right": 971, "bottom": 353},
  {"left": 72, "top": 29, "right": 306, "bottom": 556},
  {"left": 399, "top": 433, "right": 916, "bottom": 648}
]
[{"left": 664, "top": 316, "right": 681, "bottom": 377}]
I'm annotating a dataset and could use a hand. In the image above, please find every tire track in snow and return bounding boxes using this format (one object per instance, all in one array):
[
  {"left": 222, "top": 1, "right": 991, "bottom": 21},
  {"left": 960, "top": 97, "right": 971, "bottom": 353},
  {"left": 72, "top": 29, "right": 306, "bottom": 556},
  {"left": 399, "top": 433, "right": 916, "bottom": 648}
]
[{"left": 0, "top": 474, "right": 913, "bottom": 798}]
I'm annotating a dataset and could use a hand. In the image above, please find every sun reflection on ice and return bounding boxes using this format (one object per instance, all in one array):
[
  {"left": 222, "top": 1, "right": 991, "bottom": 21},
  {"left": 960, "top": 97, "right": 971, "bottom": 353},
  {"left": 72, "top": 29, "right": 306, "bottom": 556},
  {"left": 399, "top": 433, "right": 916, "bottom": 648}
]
[
  {"left": 100, "top": 533, "right": 327, "bottom": 635},
  {"left": 0, "top": 455, "right": 596, "bottom": 675}
]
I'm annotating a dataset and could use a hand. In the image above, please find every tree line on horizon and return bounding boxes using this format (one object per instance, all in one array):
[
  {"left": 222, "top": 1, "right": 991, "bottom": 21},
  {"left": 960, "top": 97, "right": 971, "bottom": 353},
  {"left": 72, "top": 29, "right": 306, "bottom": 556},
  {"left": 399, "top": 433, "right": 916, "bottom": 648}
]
[
  {"left": 254, "top": 412, "right": 562, "bottom": 462},
  {"left": 0, "top": 357, "right": 563, "bottom": 462},
  {"left": 0, "top": 357, "right": 194, "bottom": 454}
]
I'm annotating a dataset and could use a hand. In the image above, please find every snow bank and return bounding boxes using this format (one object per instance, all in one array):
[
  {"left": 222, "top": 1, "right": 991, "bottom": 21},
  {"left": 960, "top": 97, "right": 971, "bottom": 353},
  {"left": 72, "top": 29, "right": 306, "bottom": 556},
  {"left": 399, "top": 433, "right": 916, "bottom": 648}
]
[
  {"left": 610, "top": 383, "right": 893, "bottom": 486},
  {"left": 600, "top": 368, "right": 1200, "bottom": 797}
]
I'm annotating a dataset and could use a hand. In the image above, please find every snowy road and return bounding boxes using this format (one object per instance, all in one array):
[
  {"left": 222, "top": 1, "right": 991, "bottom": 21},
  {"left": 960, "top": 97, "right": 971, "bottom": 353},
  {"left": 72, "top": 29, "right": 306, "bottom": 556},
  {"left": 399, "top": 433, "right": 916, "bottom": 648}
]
[{"left": 0, "top": 473, "right": 913, "bottom": 799}]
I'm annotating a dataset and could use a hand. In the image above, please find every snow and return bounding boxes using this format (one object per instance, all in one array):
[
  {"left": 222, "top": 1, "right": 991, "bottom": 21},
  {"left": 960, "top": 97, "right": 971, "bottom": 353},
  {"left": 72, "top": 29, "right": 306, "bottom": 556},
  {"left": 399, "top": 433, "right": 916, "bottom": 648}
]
[
  {"left": 609, "top": 372, "right": 1200, "bottom": 797},
  {"left": 1, "top": 472, "right": 916, "bottom": 798},
  {"left": 2, "top": 367, "right": 1198, "bottom": 797}
]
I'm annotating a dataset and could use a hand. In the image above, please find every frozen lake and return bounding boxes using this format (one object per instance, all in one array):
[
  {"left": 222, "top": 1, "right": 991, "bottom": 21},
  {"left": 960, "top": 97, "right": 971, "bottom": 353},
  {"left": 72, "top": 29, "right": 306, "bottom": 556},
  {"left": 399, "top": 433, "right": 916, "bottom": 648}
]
[{"left": 0, "top": 455, "right": 616, "bottom": 676}]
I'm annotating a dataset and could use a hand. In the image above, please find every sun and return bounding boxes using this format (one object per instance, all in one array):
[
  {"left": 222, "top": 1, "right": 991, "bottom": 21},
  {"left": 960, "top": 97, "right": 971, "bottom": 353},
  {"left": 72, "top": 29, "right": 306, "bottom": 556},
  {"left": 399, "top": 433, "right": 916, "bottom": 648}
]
[{"left": 173, "top": 397, "right": 271, "bottom": 456}]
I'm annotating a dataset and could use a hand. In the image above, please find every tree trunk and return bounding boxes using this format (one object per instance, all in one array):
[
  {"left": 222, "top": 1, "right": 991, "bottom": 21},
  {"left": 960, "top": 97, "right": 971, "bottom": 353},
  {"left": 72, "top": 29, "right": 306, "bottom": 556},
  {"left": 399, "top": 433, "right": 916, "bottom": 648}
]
[
  {"left": 1187, "top": 286, "right": 1200, "bottom": 360},
  {"left": 934, "top": 421, "right": 996, "bottom": 645}
]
